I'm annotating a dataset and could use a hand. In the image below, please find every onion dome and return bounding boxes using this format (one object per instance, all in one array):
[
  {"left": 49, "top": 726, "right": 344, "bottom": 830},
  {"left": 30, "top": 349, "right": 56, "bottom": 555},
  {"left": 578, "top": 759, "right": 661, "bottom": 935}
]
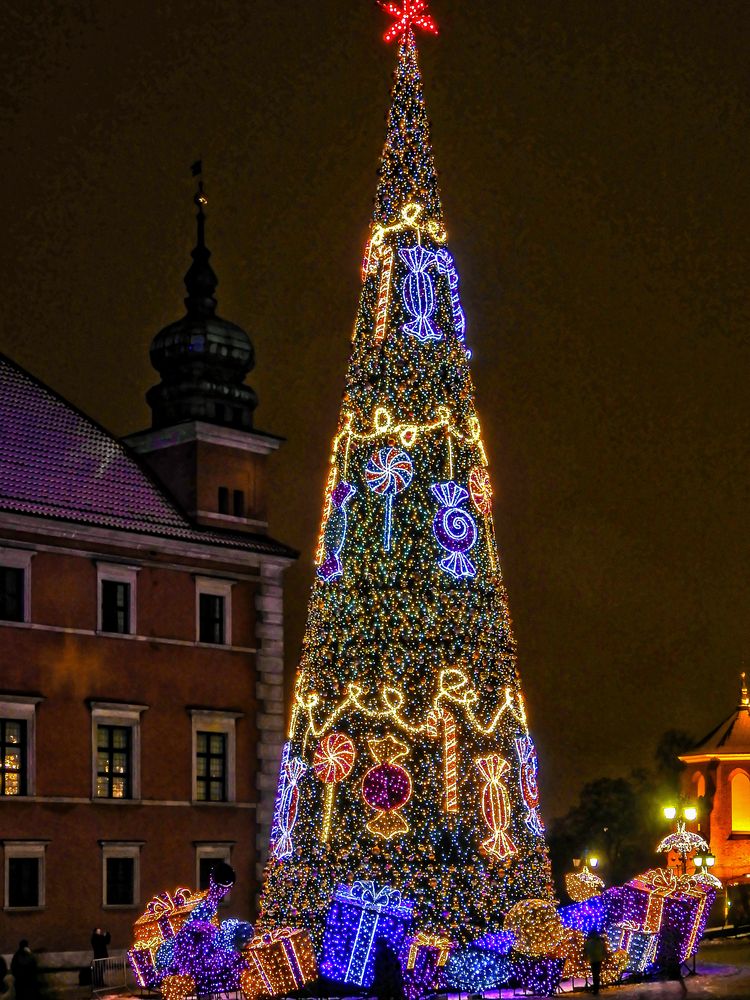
[{"left": 146, "top": 178, "right": 257, "bottom": 431}]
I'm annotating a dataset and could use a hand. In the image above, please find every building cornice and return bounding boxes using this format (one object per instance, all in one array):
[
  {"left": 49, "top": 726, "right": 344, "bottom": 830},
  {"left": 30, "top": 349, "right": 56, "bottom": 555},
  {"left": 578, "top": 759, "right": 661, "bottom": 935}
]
[
  {"left": 0, "top": 510, "right": 294, "bottom": 571},
  {"left": 124, "top": 421, "right": 284, "bottom": 457}
]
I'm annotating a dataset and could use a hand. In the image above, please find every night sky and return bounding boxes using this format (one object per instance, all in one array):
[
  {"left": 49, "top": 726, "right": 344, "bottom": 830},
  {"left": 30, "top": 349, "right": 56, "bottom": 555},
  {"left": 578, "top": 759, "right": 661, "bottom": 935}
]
[{"left": 2, "top": 0, "right": 749, "bottom": 819}]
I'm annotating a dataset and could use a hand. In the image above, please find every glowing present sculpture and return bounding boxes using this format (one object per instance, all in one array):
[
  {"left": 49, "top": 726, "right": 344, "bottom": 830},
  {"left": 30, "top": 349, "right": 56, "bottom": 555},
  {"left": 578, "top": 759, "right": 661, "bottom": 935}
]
[
  {"left": 431, "top": 481, "right": 477, "bottom": 579},
  {"left": 623, "top": 868, "right": 715, "bottom": 964},
  {"left": 240, "top": 928, "right": 317, "bottom": 1000},
  {"left": 403, "top": 932, "right": 453, "bottom": 1000},
  {"left": 564, "top": 865, "right": 605, "bottom": 903},
  {"left": 128, "top": 865, "right": 252, "bottom": 997},
  {"left": 504, "top": 898, "right": 564, "bottom": 958},
  {"left": 319, "top": 881, "right": 415, "bottom": 986},
  {"left": 605, "top": 924, "right": 659, "bottom": 974},
  {"left": 441, "top": 932, "right": 514, "bottom": 992}
]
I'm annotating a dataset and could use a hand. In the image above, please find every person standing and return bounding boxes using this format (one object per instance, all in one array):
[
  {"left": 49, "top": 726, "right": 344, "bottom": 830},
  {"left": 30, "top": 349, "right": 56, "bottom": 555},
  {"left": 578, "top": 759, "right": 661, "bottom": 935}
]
[
  {"left": 583, "top": 928, "right": 606, "bottom": 995},
  {"left": 10, "top": 942, "right": 37, "bottom": 1000},
  {"left": 91, "top": 929, "right": 110, "bottom": 961},
  {"left": 372, "top": 937, "right": 405, "bottom": 1000}
]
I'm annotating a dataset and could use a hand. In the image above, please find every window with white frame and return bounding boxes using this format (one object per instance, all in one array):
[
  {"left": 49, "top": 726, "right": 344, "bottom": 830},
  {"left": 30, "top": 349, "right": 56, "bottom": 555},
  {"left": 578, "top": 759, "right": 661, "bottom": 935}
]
[
  {"left": 4, "top": 841, "right": 47, "bottom": 909},
  {"left": 195, "top": 577, "right": 233, "bottom": 645},
  {"left": 195, "top": 843, "right": 234, "bottom": 899},
  {"left": 0, "top": 548, "right": 33, "bottom": 624},
  {"left": 100, "top": 841, "right": 142, "bottom": 908},
  {"left": 90, "top": 702, "right": 147, "bottom": 800},
  {"left": 97, "top": 563, "right": 138, "bottom": 635},
  {"left": 0, "top": 695, "right": 42, "bottom": 796},
  {"left": 190, "top": 710, "right": 241, "bottom": 803}
]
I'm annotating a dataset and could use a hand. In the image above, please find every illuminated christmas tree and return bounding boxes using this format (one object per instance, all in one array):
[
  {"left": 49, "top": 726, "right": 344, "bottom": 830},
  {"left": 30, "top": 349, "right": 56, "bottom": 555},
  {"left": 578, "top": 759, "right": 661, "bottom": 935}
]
[{"left": 261, "top": 1, "right": 554, "bottom": 948}]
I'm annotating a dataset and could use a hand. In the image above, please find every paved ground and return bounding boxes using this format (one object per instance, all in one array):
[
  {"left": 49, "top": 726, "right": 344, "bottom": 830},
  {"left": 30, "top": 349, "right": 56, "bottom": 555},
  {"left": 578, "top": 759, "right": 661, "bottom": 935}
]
[{"left": 48, "top": 938, "right": 750, "bottom": 1000}]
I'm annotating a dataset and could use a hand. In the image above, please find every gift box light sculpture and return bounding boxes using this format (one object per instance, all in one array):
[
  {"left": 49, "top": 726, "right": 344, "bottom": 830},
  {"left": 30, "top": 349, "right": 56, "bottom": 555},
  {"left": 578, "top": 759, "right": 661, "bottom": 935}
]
[{"left": 319, "top": 881, "right": 415, "bottom": 987}]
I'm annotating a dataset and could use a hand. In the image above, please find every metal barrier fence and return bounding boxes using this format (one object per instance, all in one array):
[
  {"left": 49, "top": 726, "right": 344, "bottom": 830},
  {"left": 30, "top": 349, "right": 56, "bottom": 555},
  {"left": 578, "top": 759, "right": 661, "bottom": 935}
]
[{"left": 91, "top": 955, "right": 129, "bottom": 995}]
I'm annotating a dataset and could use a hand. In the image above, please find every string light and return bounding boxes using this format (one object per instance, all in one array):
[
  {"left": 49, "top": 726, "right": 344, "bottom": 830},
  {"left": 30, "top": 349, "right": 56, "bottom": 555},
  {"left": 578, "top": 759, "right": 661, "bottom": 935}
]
[
  {"left": 259, "top": 9, "right": 554, "bottom": 957},
  {"left": 240, "top": 929, "right": 317, "bottom": 1000}
]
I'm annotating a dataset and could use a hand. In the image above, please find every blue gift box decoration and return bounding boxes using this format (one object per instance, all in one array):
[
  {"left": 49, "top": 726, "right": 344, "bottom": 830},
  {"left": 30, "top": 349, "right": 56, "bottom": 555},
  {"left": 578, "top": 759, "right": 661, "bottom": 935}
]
[{"left": 320, "top": 880, "right": 415, "bottom": 987}]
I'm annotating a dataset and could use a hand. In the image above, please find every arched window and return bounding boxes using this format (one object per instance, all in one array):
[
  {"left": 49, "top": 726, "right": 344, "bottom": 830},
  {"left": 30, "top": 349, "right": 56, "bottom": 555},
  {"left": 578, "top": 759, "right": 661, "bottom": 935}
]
[
  {"left": 731, "top": 771, "right": 750, "bottom": 832},
  {"left": 692, "top": 771, "right": 706, "bottom": 799}
]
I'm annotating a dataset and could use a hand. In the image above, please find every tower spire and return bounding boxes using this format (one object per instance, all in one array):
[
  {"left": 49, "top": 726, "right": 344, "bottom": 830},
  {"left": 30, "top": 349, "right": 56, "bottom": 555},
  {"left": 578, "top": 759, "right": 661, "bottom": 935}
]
[
  {"left": 144, "top": 164, "right": 257, "bottom": 431},
  {"left": 741, "top": 671, "right": 749, "bottom": 708},
  {"left": 184, "top": 163, "right": 218, "bottom": 316}
]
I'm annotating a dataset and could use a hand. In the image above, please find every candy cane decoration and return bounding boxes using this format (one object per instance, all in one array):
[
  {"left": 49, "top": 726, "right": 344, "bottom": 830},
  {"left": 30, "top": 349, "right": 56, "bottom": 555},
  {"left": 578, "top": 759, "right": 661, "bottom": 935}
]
[
  {"left": 475, "top": 754, "right": 516, "bottom": 861},
  {"left": 313, "top": 732, "right": 356, "bottom": 843},
  {"left": 427, "top": 706, "right": 458, "bottom": 813},
  {"left": 375, "top": 246, "right": 395, "bottom": 343}
]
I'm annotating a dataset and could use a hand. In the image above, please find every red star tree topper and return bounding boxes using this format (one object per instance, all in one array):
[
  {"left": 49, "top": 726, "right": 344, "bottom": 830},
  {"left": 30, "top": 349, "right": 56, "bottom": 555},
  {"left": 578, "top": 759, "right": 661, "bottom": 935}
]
[{"left": 377, "top": 0, "right": 439, "bottom": 44}]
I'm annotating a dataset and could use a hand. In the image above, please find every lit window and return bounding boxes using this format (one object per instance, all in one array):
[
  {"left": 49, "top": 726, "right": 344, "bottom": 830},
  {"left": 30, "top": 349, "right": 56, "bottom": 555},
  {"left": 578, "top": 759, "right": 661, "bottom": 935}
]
[
  {"left": 89, "top": 702, "right": 147, "bottom": 801},
  {"left": 731, "top": 771, "right": 750, "bottom": 832},
  {"left": 4, "top": 842, "right": 46, "bottom": 909},
  {"left": 195, "top": 578, "right": 233, "bottom": 646},
  {"left": 0, "top": 719, "right": 27, "bottom": 796},
  {"left": 97, "top": 564, "right": 137, "bottom": 635},
  {"left": 190, "top": 710, "right": 241, "bottom": 804},
  {"left": 0, "top": 697, "right": 40, "bottom": 796},
  {"left": 100, "top": 842, "right": 141, "bottom": 908},
  {"left": 96, "top": 725, "right": 132, "bottom": 799}
]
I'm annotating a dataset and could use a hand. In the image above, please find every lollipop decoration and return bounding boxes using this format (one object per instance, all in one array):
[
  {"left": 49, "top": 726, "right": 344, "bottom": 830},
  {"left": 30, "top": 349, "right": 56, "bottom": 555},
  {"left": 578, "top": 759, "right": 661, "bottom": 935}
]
[
  {"left": 515, "top": 736, "right": 545, "bottom": 836},
  {"left": 366, "top": 447, "right": 414, "bottom": 551},
  {"left": 475, "top": 754, "right": 516, "bottom": 861},
  {"left": 400, "top": 245, "right": 441, "bottom": 343},
  {"left": 468, "top": 466, "right": 496, "bottom": 571},
  {"left": 431, "top": 481, "right": 478, "bottom": 579},
  {"left": 318, "top": 481, "right": 357, "bottom": 583},
  {"left": 313, "top": 732, "right": 356, "bottom": 844}
]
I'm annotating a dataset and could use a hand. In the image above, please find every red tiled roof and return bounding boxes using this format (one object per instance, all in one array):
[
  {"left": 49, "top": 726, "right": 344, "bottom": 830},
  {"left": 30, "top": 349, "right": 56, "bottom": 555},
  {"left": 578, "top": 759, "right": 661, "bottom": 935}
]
[{"left": 0, "top": 353, "right": 295, "bottom": 559}]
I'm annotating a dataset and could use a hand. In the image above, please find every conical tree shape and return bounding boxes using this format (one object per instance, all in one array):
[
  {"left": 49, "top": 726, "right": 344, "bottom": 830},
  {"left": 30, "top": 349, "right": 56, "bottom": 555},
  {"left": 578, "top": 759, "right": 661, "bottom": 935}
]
[{"left": 260, "top": 33, "right": 554, "bottom": 948}]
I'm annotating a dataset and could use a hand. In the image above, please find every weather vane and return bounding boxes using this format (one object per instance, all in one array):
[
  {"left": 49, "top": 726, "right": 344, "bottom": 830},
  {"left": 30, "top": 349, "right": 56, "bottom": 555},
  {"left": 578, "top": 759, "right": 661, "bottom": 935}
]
[{"left": 377, "top": 0, "right": 439, "bottom": 44}]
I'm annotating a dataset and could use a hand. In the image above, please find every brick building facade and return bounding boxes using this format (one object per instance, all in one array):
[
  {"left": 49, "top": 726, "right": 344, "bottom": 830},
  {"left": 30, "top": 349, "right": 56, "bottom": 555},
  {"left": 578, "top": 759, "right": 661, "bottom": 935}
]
[
  {"left": 0, "top": 190, "right": 295, "bottom": 971},
  {"left": 679, "top": 674, "right": 750, "bottom": 886}
]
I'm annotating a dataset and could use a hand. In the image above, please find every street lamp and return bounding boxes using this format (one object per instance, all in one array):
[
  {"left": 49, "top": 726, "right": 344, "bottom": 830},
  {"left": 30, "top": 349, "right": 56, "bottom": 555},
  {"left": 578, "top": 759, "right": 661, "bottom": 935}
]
[{"left": 657, "top": 803, "right": 708, "bottom": 876}]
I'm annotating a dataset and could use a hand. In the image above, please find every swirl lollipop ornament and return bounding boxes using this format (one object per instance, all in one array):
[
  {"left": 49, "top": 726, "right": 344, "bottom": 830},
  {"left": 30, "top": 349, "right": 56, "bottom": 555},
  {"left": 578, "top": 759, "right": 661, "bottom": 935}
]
[
  {"left": 431, "top": 481, "right": 478, "bottom": 579},
  {"left": 399, "top": 245, "right": 442, "bottom": 343},
  {"left": 366, "top": 446, "right": 414, "bottom": 551},
  {"left": 313, "top": 732, "right": 356, "bottom": 844}
]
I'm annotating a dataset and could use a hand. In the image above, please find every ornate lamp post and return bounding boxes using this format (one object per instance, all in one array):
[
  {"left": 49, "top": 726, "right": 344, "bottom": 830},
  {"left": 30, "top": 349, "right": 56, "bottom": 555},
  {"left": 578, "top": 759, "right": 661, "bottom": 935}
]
[{"left": 658, "top": 803, "right": 707, "bottom": 876}]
